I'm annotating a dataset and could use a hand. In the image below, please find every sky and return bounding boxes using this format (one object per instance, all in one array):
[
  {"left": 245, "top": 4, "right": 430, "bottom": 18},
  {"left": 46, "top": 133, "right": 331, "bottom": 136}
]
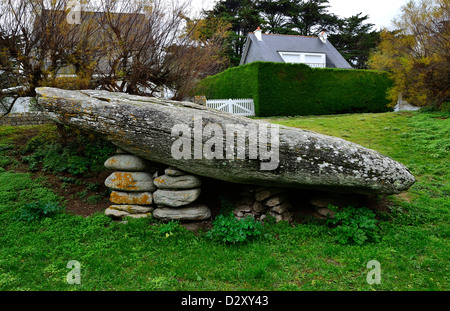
[
  {"left": 326, "top": 0, "right": 407, "bottom": 30},
  {"left": 189, "top": 0, "right": 409, "bottom": 30}
]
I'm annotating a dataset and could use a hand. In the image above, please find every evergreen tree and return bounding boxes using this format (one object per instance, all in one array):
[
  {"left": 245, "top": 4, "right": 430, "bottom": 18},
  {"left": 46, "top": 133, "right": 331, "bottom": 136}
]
[
  {"left": 205, "top": 0, "right": 263, "bottom": 66},
  {"left": 285, "top": 0, "right": 339, "bottom": 36},
  {"left": 258, "top": 0, "right": 294, "bottom": 34},
  {"left": 328, "top": 13, "right": 381, "bottom": 69}
]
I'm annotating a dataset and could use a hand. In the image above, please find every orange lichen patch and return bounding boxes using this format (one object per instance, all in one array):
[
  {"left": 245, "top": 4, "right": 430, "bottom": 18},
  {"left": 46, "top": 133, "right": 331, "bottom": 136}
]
[
  {"left": 110, "top": 172, "right": 138, "bottom": 190},
  {"left": 137, "top": 194, "right": 152, "bottom": 204},
  {"left": 154, "top": 176, "right": 167, "bottom": 185},
  {"left": 110, "top": 191, "right": 129, "bottom": 204},
  {"left": 106, "top": 157, "right": 118, "bottom": 166},
  {"left": 129, "top": 113, "right": 138, "bottom": 121},
  {"left": 110, "top": 191, "right": 152, "bottom": 205}
]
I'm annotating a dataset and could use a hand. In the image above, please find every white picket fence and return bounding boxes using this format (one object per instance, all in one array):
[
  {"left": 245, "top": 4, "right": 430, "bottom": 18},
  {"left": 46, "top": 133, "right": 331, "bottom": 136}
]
[{"left": 206, "top": 98, "right": 255, "bottom": 116}]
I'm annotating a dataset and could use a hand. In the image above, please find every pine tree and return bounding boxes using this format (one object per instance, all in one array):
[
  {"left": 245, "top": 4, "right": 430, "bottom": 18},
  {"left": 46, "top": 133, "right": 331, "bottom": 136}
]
[{"left": 328, "top": 13, "right": 381, "bottom": 69}]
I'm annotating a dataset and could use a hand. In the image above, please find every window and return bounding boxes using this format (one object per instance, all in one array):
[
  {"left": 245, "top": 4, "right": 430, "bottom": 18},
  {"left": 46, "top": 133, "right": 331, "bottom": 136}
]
[
  {"left": 278, "top": 52, "right": 326, "bottom": 68},
  {"left": 279, "top": 53, "right": 302, "bottom": 63}
]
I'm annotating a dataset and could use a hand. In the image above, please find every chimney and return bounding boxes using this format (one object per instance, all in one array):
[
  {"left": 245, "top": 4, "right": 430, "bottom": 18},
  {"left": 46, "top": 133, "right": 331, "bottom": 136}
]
[
  {"left": 255, "top": 27, "right": 262, "bottom": 41},
  {"left": 319, "top": 31, "right": 328, "bottom": 43}
]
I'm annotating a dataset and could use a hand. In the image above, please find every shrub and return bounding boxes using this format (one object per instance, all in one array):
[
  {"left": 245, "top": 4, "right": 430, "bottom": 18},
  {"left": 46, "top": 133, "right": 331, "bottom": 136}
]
[
  {"left": 0, "top": 154, "right": 13, "bottom": 168},
  {"left": 13, "top": 201, "right": 65, "bottom": 222},
  {"left": 0, "top": 144, "right": 13, "bottom": 152},
  {"left": 85, "top": 182, "right": 100, "bottom": 191},
  {"left": 158, "top": 220, "right": 183, "bottom": 237},
  {"left": 326, "top": 206, "right": 381, "bottom": 245},
  {"left": 85, "top": 195, "right": 103, "bottom": 204},
  {"left": 206, "top": 212, "right": 263, "bottom": 244},
  {"left": 196, "top": 62, "right": 393, "bottom": 117},
  {"left": 43, "top": 76, "right": 91, "bottom": 90},
  {"left": 21, "top": 134, "right": 115, "bottom": 175},
  {"left": 217, "top": 195, "right": 235, "bottom": 215}
]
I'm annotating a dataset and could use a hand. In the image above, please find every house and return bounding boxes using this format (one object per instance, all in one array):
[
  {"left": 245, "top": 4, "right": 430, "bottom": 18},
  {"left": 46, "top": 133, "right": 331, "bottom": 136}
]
[
  {"left": 36, "top": 9, "right": 148, "bottom": 77},
  {"left": 240, "top": 28, "right": 352, "bottom": 69}
]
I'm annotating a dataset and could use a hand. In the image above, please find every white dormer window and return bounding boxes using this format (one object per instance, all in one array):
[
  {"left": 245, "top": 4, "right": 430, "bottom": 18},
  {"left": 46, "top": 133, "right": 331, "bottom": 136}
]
[{"left": 278, "top": 52, "right": 326, "bottom": 68}]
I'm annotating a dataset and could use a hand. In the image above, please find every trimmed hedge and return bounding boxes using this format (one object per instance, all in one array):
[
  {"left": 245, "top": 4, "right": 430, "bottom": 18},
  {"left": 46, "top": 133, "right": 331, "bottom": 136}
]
[{"left": 196, "top": 62, "right": 393, "bottom": 117}]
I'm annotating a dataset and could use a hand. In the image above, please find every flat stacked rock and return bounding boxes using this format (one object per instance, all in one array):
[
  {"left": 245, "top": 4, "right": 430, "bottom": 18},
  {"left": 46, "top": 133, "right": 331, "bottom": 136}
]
[
  {"left": 104, "top": 149, "right": 156, "bottom": 220},
  {"left": 152, "top": 167, "right": 211, "bottom": 222},
  {"left": 233, "top": 186, "right": 293, "bottom": 223},
  {"left": 309, "top": 194, "right": 361, "bottom": 218}
]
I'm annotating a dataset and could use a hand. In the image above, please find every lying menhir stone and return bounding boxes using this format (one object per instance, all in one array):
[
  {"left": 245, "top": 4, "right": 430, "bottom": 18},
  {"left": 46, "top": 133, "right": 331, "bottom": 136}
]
[{"left": 36, "top": 87, "right": 415, "bottom": 195}]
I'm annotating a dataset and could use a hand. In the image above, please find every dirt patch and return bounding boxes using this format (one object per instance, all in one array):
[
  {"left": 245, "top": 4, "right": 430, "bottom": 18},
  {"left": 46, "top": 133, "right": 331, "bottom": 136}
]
[
  {"left": 12, "top": 127, "right": 41, "bottom": 146},
  {"left": 3, "top": 127, "right": 112, "bottom": 217},
  {"left": 45, "top": 170, "right": 112, "bottom": 217},
  {"left": 393, "top": 192, "right": 412, "bottom": 203}
]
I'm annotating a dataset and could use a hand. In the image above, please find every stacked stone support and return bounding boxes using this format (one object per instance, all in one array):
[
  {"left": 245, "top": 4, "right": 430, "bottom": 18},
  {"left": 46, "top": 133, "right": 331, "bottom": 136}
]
[
  {"left": 104, "top": 149, "right": 156, "bottom": 220},
  {"left": 152, "top": 167, "right": 211, "bottom": 222},
  {"left": 309, "top": 194, "right": 361, "bottom": 218},
  {"left": 233, "top": 186, "right": 293, "bottom": 223}
]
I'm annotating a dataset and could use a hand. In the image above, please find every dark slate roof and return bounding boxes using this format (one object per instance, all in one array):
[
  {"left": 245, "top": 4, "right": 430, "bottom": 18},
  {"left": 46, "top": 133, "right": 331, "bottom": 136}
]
[{"left": 240, "top": 33, "right": 352, "bottom": 69}]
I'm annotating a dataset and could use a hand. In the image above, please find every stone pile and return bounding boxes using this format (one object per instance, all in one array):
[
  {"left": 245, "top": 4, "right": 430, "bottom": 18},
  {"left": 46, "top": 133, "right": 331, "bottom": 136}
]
[
  {"left": 104, "top": 149, "right": 156, "bottom": 220},
  {"left": 152, "top": 167, "right": 211, "bottom": 222},
  {"left": 232, "top": 186, "right": 293, "bottom": 223},
  {"left": 309, "top": 194, "right": 361, "bottom": 218}
]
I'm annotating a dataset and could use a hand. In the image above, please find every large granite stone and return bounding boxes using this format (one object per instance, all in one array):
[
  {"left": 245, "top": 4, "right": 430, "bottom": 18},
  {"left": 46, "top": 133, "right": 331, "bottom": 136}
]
[{"left": 36, "top": 87, "right": 415, "bottom": 195}]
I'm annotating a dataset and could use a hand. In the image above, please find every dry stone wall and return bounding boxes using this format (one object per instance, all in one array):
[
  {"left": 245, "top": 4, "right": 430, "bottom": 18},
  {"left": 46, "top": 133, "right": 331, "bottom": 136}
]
[
  {"left": 210, "top": 182, "right": 370, "bottom": 224},
  {"left": 0, "top": 112, "right": 52, "bottom": 126},
  {"left": 103, "top": 150, "right": 370, "bottom": 225},
  {"left": 103, "top": 150, "right": 212, "bottom": 223},
  {"left": 152, "top": 168, "right": 211, "bottom": 221},
  {"left": 231, "top": 186, "right": 293, "bottom": 223}
]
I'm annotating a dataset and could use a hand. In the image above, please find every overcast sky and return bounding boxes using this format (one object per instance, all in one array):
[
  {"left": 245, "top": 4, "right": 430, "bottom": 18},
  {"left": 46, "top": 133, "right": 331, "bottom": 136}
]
[
  {"left": 327, "top": 0, "right": 407, "bottom": 30},
  {"left": 190, "top": 0, "right": 408, "bottom": 30}
]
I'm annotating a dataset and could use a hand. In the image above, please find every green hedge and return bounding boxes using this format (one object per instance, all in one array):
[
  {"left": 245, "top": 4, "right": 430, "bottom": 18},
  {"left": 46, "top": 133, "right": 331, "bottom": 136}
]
[{"left": 196, "top": 62, "right": 393, "bottom": 117}]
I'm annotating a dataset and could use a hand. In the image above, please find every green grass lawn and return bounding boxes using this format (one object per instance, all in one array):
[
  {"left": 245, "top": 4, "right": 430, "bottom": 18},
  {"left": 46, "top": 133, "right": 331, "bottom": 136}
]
[{"left": 0, "top": 111, "right": 448, "bottom": 291}]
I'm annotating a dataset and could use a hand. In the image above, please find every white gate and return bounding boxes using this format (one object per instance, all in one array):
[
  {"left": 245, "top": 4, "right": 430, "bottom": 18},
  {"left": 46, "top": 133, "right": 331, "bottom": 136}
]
[{"left": 206, "top": 98, "right": 255, "bottom": 116}]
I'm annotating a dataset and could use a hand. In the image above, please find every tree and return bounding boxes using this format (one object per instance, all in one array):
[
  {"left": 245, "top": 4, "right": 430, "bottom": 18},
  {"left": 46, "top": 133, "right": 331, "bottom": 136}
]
[
  {"left": 257, "top": 0, "right": 294, "bottom": 34},
  {"left": 0, "top": 0, "right": 229, "bottom": 115},
  {"left": 63, "top": 0, "right": 228, "bottom": 99},
  {"left": 206, "top": 0, "right": 354, "bottom": 66},
  {"left": 0, "top": 0, "right": 106, "bottom": 116},
  {"left": 285, "top": 0, "right": 339, "bottom": 36},
  {"left": 204, "top": 0, "right": 263, "bottom": 66},
  {"left": 328, "top": 13, "right": 381, "bottom": 69},
  {"left": 167, "top": 15, "right": 231, "bottom": 99},
  {"left": 369, "top": 0, "right": 450, "bottom": 108}
]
